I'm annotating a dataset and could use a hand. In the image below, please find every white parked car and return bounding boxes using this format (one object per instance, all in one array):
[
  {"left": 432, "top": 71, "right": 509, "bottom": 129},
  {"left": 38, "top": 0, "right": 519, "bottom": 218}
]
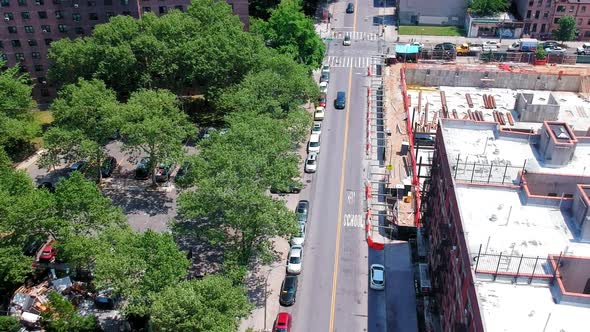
[
  {"left": 308, "top": 134, "right": 321, "bottom": 154},
  {"left": 319, "top": 81, "right": 328, "bottom": 94},
  {"left": 577, "top": 42, "right": 590, "bottom": 55},
  {"left": 370, "top": 264, "right": 385, "bottom": 290},
  {"left": 305, "top": 153, "right": 318, "bottom": 173},
  {"left": 321, "top": 64, "right": 330, "bottom": 74},
  {"left": 311, "top": 121, "right": 322, "bottom": 135},
  {"left": 314, "top": 107, "right": 325, "bottom": 121},
  {"left": 410, "top": 41, "right": 424, "bottom": 50},
  {"left": 291, "top": 224, "right": 306, "bottom": 246},
  {"left": 483, "top": 41, "right": 500, "bottom": 48},
  {"left": 287, "top": 245, "right": 303, "bottom": 274},
  {"left": 545, "top": 46, "right": 566, "bottom": 54}
]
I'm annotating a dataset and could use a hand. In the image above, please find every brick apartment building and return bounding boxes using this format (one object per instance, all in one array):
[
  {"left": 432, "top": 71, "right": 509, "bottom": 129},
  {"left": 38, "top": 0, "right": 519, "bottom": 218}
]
[
  {"left": 516, "top": 0, "right": 590, "bottom": 40},
  {"left": 422, "top": 118, "right": 590, "bottom": 331},
  {"left": 0, "top": 0, "right": 249, "bottom": 104}
]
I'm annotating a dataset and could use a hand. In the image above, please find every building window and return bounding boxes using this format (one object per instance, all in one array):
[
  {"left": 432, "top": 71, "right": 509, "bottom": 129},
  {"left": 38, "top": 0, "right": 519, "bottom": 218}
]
[
  {"left": 75, "top": 26, "right": 83, "bottom": 34},
  {"left": 0, "top": 41, "right": 2, "bottom": 49},
  {"left": 34, "top": 64, "right": 43, "bottom": 71},
  {"left": 37, "top": 77, "right": 46, "bottom": 84},
  {"left": 583, "top": 6, "right": 587, "bottom": 13},
  {"left": 120, "top": 0, "right": 128, "bottom": 4},
  {"left": 52, "top": 0, "right": 61, "bottom": 3},
  {"left": 1, "top": 0, "right": 10, "bottom": 7},
  {"left": 72, "top": 13, "right": 80, "bottom": 21},
  {"left": 89, "top": 12, "right": 98, "bottom": 20},
  {"left": 8, "top": 26, "right": 17, "bottom": 33},
  {"left": 28, "top": 39, "right": 37, "bottom": 46},
  {"left": 585, "top": 31, "right": 590, "bottom": 37},
  {"left": 528, "top": 0, "right": 533, "bottom": 5},
  {"left": 122, "top": 10, "right": 130, "bottom": 15},
  {"left": 38, "top": 11, "right": 47, "bottom": 18},
  {"left": 543, "top": 12, "right": 548, "bottom": 18},
  {"left": 4, "top": 12, "right": 13, "bottom": 20},
  {"left": 11, "top": 39, "right": 21, "bottom": 47},
  {"left": 537, "top": 0, "right": 542, "bottom": 6},
  {"left": 534, "top": 10, "right": 539, "bottom": 19},
  {"left": 31, "top": 51, "right": 40, "bottom": 59},
  {"left": 87, "top": 0, "right": 95, "bottom": 5},
  {"left": 540, "top": 24, "right": 546, "bottom": 33},
  {"left": 44, "top": 38, "right": 52, "bottom": 45},
  {"left": 15, "top": 53, "right": 25, "bottom": 61},
  {"left": 58, "top": 24, "right": 67, "bottom": 32},
  {"left": 106, "top": 11, "right": 114, "bottom": 18},
  {"left": 55, "top": 10, "right": 63, "bottom": 19},
  {"left": 21, "top": 11, "right": 29, "bottom": 19},
  {"left": 143, "top": 6, "right": 150, "bottom": 12},
  {"left": 24, "top": 25, "right": 34, "bottom": 33},
  {"left": 532, "top": 23, "right": 537, "bottom": 32},
  {"left": 588, "top": 19, "right": 590, "bottom": 25},
  {"left": 18, "top": 0, "right": 25, "bottom": 5},
  {"left": 159, "top": 5, "right": 166, "bottom": 14},
  {"left": 526, "top": 10, "right": 531, "bottom": 19},
  {"left": 579, "top": 18, "right": 583, "bottom": 25},
  {"left": 41, "top": 25, "right": 50, "bottom": 32},
  {"left": 570, "top": 6, "right": 574, "bottom": 13},
  {"left": 34, "top": 0, "right": 44, "bottom": 4},
  {"left": 174, "top": 4, "right": 182, "bottom": 11},
  {"left": 554, "top": 18, "right": 560, "bottom": 24},
  {"left": 557, "top": 5, "right": 565, "bottom": 12},
  {"left": 0, "top": 54, "right": 7, "bottom": 61}
]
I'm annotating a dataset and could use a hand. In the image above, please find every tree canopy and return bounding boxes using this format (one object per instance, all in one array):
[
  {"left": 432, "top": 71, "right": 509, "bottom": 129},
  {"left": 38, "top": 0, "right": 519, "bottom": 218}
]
[
  {"left": 251, "top": 0, "right": 325, "bottom": 68},
  {"left": 150, "top": 276, "right": 251, "bottom": 331},
  {"left": 553, "top": 16, "right": 577, "bottom": 42},
  {"left": 469, "top": 0, "right": 508, "bottom": 16},
  {"left": 41, "top": 292, "right": 98, "bottom": 332}
]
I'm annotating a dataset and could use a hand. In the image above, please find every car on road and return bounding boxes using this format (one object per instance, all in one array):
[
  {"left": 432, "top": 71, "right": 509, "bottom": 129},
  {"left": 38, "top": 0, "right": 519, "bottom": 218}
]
[
  {"left": 577, "top": 43, "right": 590, "bottom": 55},
  {"left": 291, "top": 224, "right": 306, "bottom": 246},
  {"left": 334, "top": 91, "right": 346, "bottom": 109},
  {"left": 314, "top": 107, "right": 325, "bottom": 121},
  {"left": 319, "top": 81, "right": 328, "bottom": 94},
  {"left": 320, "top": 72, "right": 330, "bottom": 83},
  {"left": 273, "top": 312, "right": 292, "bottom": 332},
  {"left": 270, "top": 182, "right": 302, "bottom": 194},
  {"left": 155, "top": 161, "right": 175, "bottom": 182},
  {"left": 39, "top": 244, "right": 57, "bottom": 262},
  {"left": 434, "top": 42, "right": 455, "bottom": 51},
  {"left": 321, "top": 64, "right": 330, "bottom": 74},
  {"left": 370, "top": 264, "right": 385, "bottom": 290},
  {"left": 312, "top": 121, "right": 322, "bottom": 135},
  {"left": 483, "top": 41, "right": 500, "bottom": 49},
  {"left": 317, "top": 94, "right": 326, "bottom": 107},
  {"left": 308, "top": 133, "right": 321, "bottom": 153},
  {"left": 545, "top": 46, "right": 566, "bottom": 54},
  {"left": 279, "top": 275, "right": 298, "bottom": 306},
  {"left": 101, "top": 157, "right": 117, "bottom": 177},
  {"left": 135, "top": 158, "right": 151, "bottom": 180},
  {"left": 296, "top": 200, "right": 309, "bottom": 225},
  {"left": 343, "top": 35, "right": 351, "bottom": 46},
  {"left": 286, "top": 244, "right": 303, "bottom": 274},
  {"left": 304, "top": 153, "right": 318, "bottom": 173},
  {"left": 346, "top": 3, "right": 354, "bottom": 13},
  {"left": 67, "top": 161, "right": 87, "bottom": 175}
]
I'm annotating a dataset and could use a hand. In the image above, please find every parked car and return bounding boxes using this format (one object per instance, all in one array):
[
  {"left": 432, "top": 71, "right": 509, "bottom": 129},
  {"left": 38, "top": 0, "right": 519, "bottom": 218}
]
[
  {"left": 286, "top": 245, "right": 303, "bottom": 274},
  {"left": 321, "top": 64, "right": 330, "bottom": 74},
  {"left": 67, "top": 161, "right": 87, "bottom": 175},
  {"left": 370, "top": 264, "right": 385, "bottom": 290},
  {"left": 135, "top": 158, "right": 151, "bottom": 180},
  {"left": 39, "top": 245, "right": 57, "bottom": 262},
  {"left": 305, "top": 153, "right": 318, "bottom": 173},
  {"left": 434, "top": 42, "right": 455, "bottom": 51},
  {"left": 155, "top": 161, "right": 175, "bottom": 182},
  {"left": 273, "top": 312, "right": 292, "bottom": 332},
  {"left": 308, "top": 133, "right": 321, "bottom": 153},
  {"left": 101, "top": 157, "right": 117, "bottom": 177},
  {"left": 545, "top": 46, "right": 566, "bottom": 54},
  {"left": 410, "top": 41, "right": 424, "bottom": 51},
  {"left": 270, "top": 182, "right": 302, "bottom": 194},
  {"left": 343, "top": 35, "right": 352, "bottom": 46},
  {"left": 319, "top": 81, "right": 328, "bottom": 94},
  {"left": 290, "top": 224, "right": 306, "bottom": 246},
  {"left": 483, "top": 41, "right": 500, "bottom": 48},
  {"left": 314, "top": 107, "right": 325, "bottom": 121},
  {"left": 317, "top": 94, "right": 327, "bottom": 108},
  {"left": 542, "top": 41, "right": 559, "bottom": 49},
  {"left": 312, "top": 121, "right": 322, "bottom": 135},
  {"left": 279, "top": 275, "right": 298, "bottom": 306},
  {"left": 346, "top": 2, "right": 354, "bottom": 13},
  {"left": 296, "top": 200, "right": 309, "bottom": 225},
  {"left": 577, "top": 42, "right": 590, "bottom": 55},
  {"left": 320, "top": 72, "right": 330, "bottom": 83}
]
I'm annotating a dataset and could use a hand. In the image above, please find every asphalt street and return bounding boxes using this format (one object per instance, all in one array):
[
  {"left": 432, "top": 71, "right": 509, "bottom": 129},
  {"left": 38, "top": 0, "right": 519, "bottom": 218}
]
[{"left": 289, "top": 1, "right": 392, "bottom": 331}]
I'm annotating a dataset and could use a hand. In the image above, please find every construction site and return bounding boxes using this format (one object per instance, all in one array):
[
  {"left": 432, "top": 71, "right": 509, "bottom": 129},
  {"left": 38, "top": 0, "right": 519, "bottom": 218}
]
[{"left": 366, "top": 61, "right": 590, "bottom": 331}]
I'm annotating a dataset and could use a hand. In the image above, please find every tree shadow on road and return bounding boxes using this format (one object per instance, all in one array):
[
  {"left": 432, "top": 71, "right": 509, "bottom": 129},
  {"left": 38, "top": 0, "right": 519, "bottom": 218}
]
[{"left": 104, "top": 189, "right": 173, "bottom": 217}]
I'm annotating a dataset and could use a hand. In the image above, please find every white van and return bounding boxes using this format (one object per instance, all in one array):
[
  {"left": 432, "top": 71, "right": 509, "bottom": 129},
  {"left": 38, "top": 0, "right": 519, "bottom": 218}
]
[{"left": 308, "top": 134, "right": 321, "bottom": 153}]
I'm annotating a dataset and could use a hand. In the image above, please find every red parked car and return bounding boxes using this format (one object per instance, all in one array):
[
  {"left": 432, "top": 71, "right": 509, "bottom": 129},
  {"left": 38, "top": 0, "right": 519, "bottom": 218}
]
[
  {"left": 39, "top": 245, "right": 56, "bottom": 262},
  {"left": 317, "top": 94, "right": 326, "bottom": 107},
  {"left": 273, "top": 312, "right": 292, "bottom": 332}
]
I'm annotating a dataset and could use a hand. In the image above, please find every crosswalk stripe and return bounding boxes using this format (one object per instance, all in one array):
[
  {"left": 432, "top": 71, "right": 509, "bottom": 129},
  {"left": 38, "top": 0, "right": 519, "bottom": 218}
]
[
  {"left": 335, "top": 31, "right": 379, "bottom": 41},
  {"left": 325, "top": 56, "right": 377, "bottom": 68}
]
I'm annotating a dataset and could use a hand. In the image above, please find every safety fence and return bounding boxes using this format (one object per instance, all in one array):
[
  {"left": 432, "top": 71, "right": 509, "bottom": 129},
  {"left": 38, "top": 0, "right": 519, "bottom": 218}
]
[{"left": 364, "top": 180, "right": 384, "bottom": 250}]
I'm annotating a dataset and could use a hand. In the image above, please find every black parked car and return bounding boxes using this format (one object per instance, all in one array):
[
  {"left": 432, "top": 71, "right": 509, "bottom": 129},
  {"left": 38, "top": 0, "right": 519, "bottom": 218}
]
[
  {"left": 135, "top": 158, "right": 150, "bottom": 180},
  {"left": 279, "top": 275, "right": 298, "bottom": 306},
  {"left": 101, "top": 157, "right": 118, "bottom": 177},
  {"left": 320, "top": 72, "right": 330, "bottom": 83},
  {"left": 434, "top": 42, "right": 455, "bottom": 51},
  {"left": 346, "top": 2, "right": 354, "bottom": 13},
  {"left": 296, "top": 200, "right": 309, "bottom": 225}
]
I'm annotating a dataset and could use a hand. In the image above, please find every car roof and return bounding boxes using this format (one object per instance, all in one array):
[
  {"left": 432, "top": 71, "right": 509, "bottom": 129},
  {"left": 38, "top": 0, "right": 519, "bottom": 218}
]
[
  {"left": 307, "top": 153, "right": 317, "bottom": 161},
  {"left": 290, "top": 246, "right": 302, "bottom": 257},
  {"left": 277, "top": 312, "right": 291, "bottom": 324},
  {"left": 284, "top": 275, "right": 297, "bottom": 286},
  {"left": 310, "top": 133, "right": 320, "bottom": 141},
  {"left": 313, "top": 121, "right": 321, "bottom": 127},
  {"left": 371, "top": 265, "right": 384, "bottom": 280}
]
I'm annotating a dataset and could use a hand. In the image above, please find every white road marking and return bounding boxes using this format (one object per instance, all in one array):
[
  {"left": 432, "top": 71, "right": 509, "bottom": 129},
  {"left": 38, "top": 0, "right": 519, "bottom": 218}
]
[{"left": 343, "top": 213, "right": 364, "bottom": 228}]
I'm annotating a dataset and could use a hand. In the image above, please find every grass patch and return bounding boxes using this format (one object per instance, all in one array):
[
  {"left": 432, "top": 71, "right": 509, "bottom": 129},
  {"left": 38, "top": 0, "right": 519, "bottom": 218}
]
[
  {"left": 398, "top": 26, "right": 464, "bottom": 37},
  {"left": 32, "top": 110, "right": 54, "bottom": 126}
]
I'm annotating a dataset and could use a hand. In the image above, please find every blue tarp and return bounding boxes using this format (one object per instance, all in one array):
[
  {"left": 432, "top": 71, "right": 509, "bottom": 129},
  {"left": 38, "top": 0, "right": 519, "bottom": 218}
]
[{"left": 395, "top": 44, "right": 420, "bottom": 54}]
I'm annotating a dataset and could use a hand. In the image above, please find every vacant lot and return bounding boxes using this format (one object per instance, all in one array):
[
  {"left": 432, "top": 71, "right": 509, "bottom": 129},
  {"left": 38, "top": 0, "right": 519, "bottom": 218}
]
[{"left": 398, "top": 26, "right": 464, "bottom": 36}]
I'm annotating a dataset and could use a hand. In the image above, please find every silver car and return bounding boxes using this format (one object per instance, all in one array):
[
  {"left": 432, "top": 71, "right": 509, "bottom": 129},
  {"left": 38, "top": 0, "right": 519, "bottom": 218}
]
[{"left": 370, "top": 264, "right": 385, "bottom": 290}]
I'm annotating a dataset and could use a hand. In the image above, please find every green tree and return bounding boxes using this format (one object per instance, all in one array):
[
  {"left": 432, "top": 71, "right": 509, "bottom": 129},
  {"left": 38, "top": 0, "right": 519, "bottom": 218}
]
[
  {"left": 251, "top": 0, "right": 325, "bottom": 68},
  {"left": 39, "top": 79, "right": 120, "bottom": 181},
  {"left": 0, "top": 61, "right": 39, "bottom": 159},
  {"left": 150, "top": 276, "right": 252, "bottom": 331},
  {"left": 250, "top": 0, "right": 281, "bottom": 19},
  {"left": 119, "top": 89, "right": 194, "bottom": 185},
  {"left": 0, "top": 246, "right": 34, "bottom": 288},
  {"left": 469, "top": 0, "right": 508, "bottom": 16},
  {"left": 41, "top": 292, "right": 98, "bottom": 332},
  {"left": 553, "top": 16, "right": 577, "bottom": 42},
  {"left": 0, "top": 316, "right": 22, "bottom": 332}
]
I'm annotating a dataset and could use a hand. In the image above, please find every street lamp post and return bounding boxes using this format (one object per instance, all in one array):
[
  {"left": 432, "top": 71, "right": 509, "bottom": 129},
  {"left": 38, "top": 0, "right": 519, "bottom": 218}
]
[{"left": 263, "top": 263, "right": 284, "bottom": 332}]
